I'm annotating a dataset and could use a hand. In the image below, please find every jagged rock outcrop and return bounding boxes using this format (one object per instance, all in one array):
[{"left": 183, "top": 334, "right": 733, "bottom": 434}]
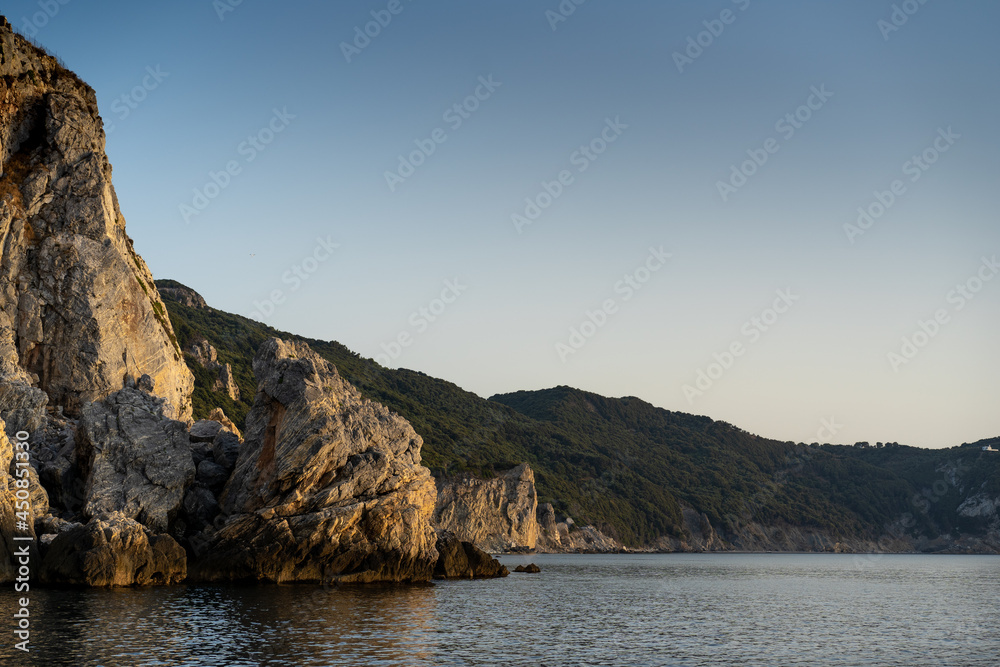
[
  {"left": 190, "top": 338, "right": 438, "bottom": 584},
  {"left": 0, "top": 374, "right": 46, "bottom": 438},
  {"left": 77, "top": 378, "right": 195, "bottom": 532},
  {"left": 534, "top": 505, "right": 623, "bottom": 553},
  {"left": 38, "top": 512, "right": 186, "bottom": 586},
  {"left": 536, "top": 503, "right": 562, "bottom": 550},
  {"left": 0, "top": 18, "right": 193, "bottom": 421},
  {"left": 207, "top": 407, "right": 241, "bottom": 440},
  {"left": 433, "top": 531, "right": 508, "bottom": 579},
  {"left": 186, "top": 338, "right": 240, "bottom": 401},
  {"left": 157, "top": 283, "right": 208, "bottom": 310},
  {"left": 433, "top": 463, "right": 538, "bottom": 552},
  {"left": 0, "top": 420, "right": 21, "bottom": 582},
  {"left": 559, "top": 524, "right": 623, "bottom": 552}
]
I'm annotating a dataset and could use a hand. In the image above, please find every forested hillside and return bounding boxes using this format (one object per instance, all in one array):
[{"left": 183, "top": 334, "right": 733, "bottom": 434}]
[{"left": 157, "top": 280, "right": 1000, "bottom": 548}]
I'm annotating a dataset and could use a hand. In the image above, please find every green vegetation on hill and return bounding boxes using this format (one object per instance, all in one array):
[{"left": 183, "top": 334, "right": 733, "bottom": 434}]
[{"left": 157, "top": 280, "right": 1000, "bottom": 547}]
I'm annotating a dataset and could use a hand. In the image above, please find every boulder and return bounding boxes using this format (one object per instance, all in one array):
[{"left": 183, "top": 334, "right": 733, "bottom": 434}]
[
  {"left": 39, "top": 512, "right": 186, "bottom": 586},
  {"left": 207, "top": 407, "right": 242, "bottom": 440},
  {"left": 211, "top": 429, "right": 242, "bottom": 471},
  {"left": 189, "top": 419, "right": 223, "bottom": 443},
  {"left": 78, "top": 385, "right": 195, "bottom": 532},
  {"left": 433, "top": 531, "right": 509, "bottom": 579},
  {"left": 183, "top": 486, "right": 221, "bottom": 524},
  {"left": 190, "top": 338, "right": 438, "bottom": 584},
  {"left": 196, "top": 460, "right": 229, "bottom": 490}
]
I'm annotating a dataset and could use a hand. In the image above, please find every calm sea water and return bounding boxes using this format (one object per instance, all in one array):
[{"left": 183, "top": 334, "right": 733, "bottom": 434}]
[{"left": 1, "top": 554, "right": 996, "bottom": 666}]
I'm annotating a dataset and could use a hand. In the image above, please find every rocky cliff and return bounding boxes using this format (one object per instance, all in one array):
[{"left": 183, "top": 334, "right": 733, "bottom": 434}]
[
  {"left": 0, "top": 17, "right": 192, "bottom": 422},
  {"left": 433, "top": 462, "right": 538, "bottom": 552},
  {"left": 0, "top": 18, "right": 465, "bottom": 587},
  {"left": 190, "top": 338, "right": 440, "bottom": 583}
]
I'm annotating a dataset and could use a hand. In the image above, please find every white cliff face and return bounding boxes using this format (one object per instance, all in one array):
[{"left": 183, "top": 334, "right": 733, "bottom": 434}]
[
  {"left": 957, "top": 493, "right": 999, "bottom": 519},
  {"left": 433, "top": 462, "right": 539, "bottom": 552},
  {"left": 0, "top": 18, "right": 193, "bottom": 421}
]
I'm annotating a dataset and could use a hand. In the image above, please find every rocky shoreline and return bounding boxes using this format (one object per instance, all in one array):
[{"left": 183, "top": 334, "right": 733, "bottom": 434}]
[{"left": 0, "top": 17, "right": 996, "bottom": 590}]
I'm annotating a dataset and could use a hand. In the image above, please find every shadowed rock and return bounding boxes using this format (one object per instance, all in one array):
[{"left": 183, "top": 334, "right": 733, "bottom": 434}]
[
  {"left": 78, "top": 383, "right": 195, "bottom": 533},
  {"left": 39, "top": 512, "right": 186, "bottom": 586},
  {"left": 433, "top": 531, "right": 509, "bottom": 579}
]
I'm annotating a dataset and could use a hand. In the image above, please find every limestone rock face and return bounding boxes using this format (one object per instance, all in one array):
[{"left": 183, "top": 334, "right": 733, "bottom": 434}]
[
  {"left": 433, "top": 531, "right": 509, "bottom": 579},
  {"left": 39, "top": 512, "right": 186, "bottom": 586},
  {"left": 560, "top": 525, "right": 623, "bottom": 552},
  {"left": 78, "top": 384, "right": 195, "bottom": 532},
  {"left": 0, "top": 18, "right": 193, "bottom": 421},
  {"left": 186, "top": 338, "right": 240, "bottom": 401},
  {"left": 433, "top": 463, "right": 538, "bottom": 552},
  {"left": 207, "top": 407, "right": 241, "bottom": 440},
  {"left": 537, "top": 502, "right": 562, "bottom": 550},
  {"left": 0, "top": 422, "right": 21, "bottom": 582},
  {"left": 191, "top": 338, "right": 438, "bottom": 583},
  {"left": 157, "top": 283, "right": 208, "bottom": 309}
]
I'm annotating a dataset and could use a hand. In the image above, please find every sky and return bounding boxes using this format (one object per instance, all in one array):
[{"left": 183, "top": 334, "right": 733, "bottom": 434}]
[{"left": 7, "top": 0, "right": 998, "bottom": 449}]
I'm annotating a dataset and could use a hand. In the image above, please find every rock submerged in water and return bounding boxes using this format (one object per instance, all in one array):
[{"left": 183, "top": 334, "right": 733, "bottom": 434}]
[
  {"left": 514, "top": 563, "right": 541, "bottom": 573},
  {"left": 39, "top": 512, "right": 186, "bottom": 586},
  {"left": 433, "top": 531, "right": 509, "bottom": 579},
  {"left": 189, "top": 338, "right": 439, "bottom": 584}
]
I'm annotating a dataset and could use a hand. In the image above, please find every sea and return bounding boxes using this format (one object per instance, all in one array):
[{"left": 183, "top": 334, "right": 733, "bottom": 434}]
[{"left": 1, "top": 553, "right": 996, "bottom": 666}]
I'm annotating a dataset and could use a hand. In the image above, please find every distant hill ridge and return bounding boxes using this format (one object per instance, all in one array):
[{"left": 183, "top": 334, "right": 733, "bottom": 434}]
[{"left": 156, "top": 280, "right": 1000, "bottom": 552}]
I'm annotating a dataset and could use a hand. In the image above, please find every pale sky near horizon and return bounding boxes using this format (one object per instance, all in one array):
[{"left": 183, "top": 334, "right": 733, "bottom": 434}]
[{"left": 8, "top": 0, "right": 999, "bottom": 449}]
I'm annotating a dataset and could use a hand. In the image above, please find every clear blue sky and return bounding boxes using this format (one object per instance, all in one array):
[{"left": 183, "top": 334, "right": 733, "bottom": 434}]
[{"left": 9, "top": 0, "right": 998, "bottom": 448}]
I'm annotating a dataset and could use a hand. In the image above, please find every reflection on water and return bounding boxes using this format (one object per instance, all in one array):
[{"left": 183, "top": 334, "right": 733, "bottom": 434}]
[{"left": 1, "top": 554, "right": 997, "bottom": 666}]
